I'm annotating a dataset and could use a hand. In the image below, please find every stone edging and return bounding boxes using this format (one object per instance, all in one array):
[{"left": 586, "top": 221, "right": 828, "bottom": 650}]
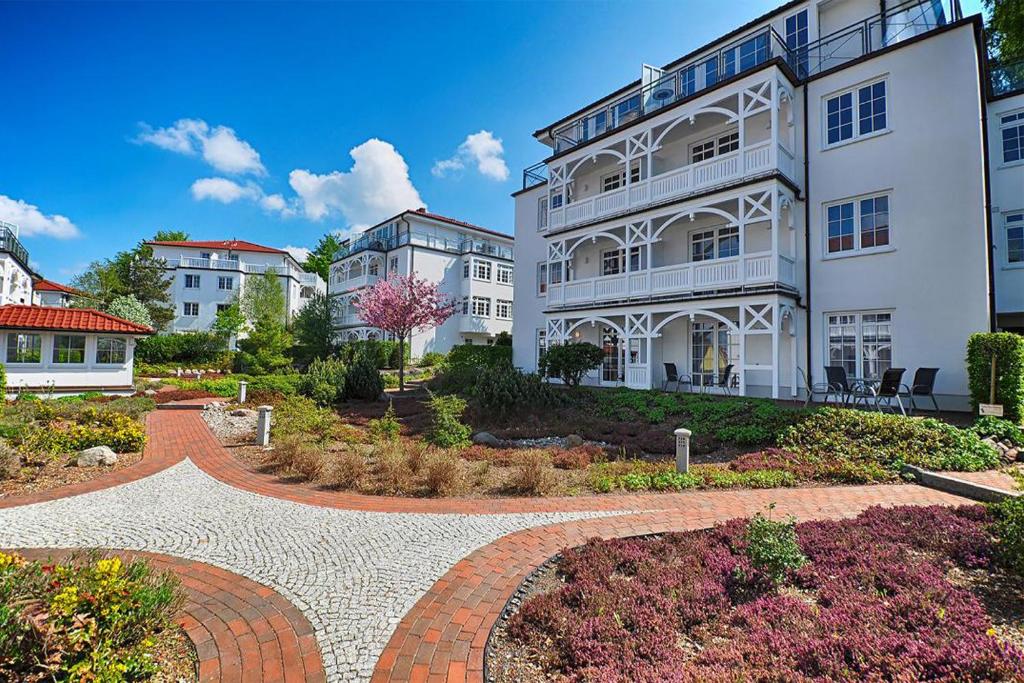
[
  {"left": 903, "top": 465, "right": 1021, "bottom": 502},
  {"left": 13, "top": 549, "right": 326, "bottom": 683}
]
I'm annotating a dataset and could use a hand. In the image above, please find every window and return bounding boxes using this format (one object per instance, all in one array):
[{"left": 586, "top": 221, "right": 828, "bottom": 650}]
[
  {"left": 473, "top": 260, "right": 492, "bottom": 281},
  {"left": 549, "top": 261, "right": 563, "bottom": 285},
  {"left": 680, "top": 64, "right": 697, "bottom": 97},
  {"left": 52, "top": 334, "right": 86, "bottom": 364},
  {"left": 602, "top": 249, "right": 622, "bottom": 276},
  {"left": 538, "top": 197, "right": 548, "bottom": 230},
  {"left": 690, "top": 131, "right": 739, "bottom": 164},
  {"left": 690, "top": 321, "right": 737, "bottom": 387},
  {"left": 184, "top": 274, "right": 200, "bottom": 289},
  {"left": 703, "top": 57, "right": 718, "bottom": 87},
  {"left": 613, "top": 94, "right": 641, "bottom": 126},
  {"left": 199, "top": 252, "right": 211, "bottom": 260},
  {"left": 496, "top": 264, "right": 513, "bottom": 285},
  {"left": 691, "top": 226, "right": 737, "bottom": 261},
  {"left": 471, "top": 296, "right": 490, "bottom": 317},
  {"left": 96, "top": 337, "right": 127, "bottom": 364},
  {"left": 6, "top": 333, "right": 41, "bottom": 363},
  {"left": 183, "top": 302, "right": 199, "bottom": 316},
  {"left": 691, "top": 139, "right": 716, "bottom": 163},
  {"left": 786, "top": 9, "right": 809, "bottom": 76},
  {"left": 536, "top": 329, "right": 548, "bottom": 366},
  {"left": 826, "top": 193, "right": 891, "bottom": 254},
  {"left": 827, "top": 311, "right": 893, "bottom": 380},
  {"left": 600, "top": 162, "right": 642, "bottom": 192},
  {"left": 368, "top": 261, "right": 380, "bottom": 276},
  {"left": 216, "top": 303, "right": 232, "bottom": 313},
  {"left": 461, "top": 296, "right": 469, "bottom": 315},
  {"left": 463, "top": 260, "right": 470, "bottom": 278},
  {"left": 826, "top": 80, "right": 887, "bottom": 146},
  {"left": 550, "top": 192, "right": 563, "bottom": 209},
  {"left": 1002, "top": 111, "right": 1024, "bottom": 164},
  {"left": 1008, "top": 213, "right": 1024, "bottom": 264},
  {"left": 389, "top": 256, "right": 399, "bottom": 272},
  {"left": 496, "top": 299, "right": 513, "bottom": 320},
  {"left": 217, "top": 276, "right": 234, "bottom": 290}
]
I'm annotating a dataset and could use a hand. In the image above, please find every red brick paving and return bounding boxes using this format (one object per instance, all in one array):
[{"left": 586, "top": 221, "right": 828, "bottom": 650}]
[{"left": 14, "top": 549, "right": 326, "bottom": 683}]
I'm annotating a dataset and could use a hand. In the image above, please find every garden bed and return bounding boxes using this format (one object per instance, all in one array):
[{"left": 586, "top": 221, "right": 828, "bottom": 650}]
[
  {"left": 0, "top": 449, "right": 143, "bottom": 499},
  {"left": 487, "top": 503, "right": 1024, "bottom": 682}
]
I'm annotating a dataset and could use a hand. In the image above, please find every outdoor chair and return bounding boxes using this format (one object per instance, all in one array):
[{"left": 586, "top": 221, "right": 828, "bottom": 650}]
[
  {"left": 907, "top": 367, "right": 940, "bottom": 414},
  {"left": 824, "top": 365, "right": 858, "bottom": 406},
  {"left": 712, "top": 364, "right": 735, "bottom": 396},
  {"left": 869, "top": 367, "right": 908, "bottom": 415},
  {"left": 799, "top": 367, "right": 831, "bottom": 407},
  {"left": 662, "top": 363, "right": 691, "bottom": 392}
]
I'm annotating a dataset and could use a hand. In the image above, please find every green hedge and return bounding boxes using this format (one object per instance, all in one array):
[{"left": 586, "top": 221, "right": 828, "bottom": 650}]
[
  {"left": 135, "top": 332, "right": 227, "bottom": 364},
  {"left": 446, "top": 344, "right": 512, "bottom": 371},
  {"left": 337, "top": 340, "right": 409, "bottom": 369},
  {"left": 967, "top": 332, "right": 1024, "bottom": 422},
  {"left": 166, "top": 373, "right": 302, "bottom": 398}
]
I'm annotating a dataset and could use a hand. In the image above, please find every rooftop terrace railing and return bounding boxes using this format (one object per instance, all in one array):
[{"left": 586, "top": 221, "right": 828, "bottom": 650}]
[
  {"left": 334, "top": 231, "right": 513, "bottom": 262},
  {"left": 0, "top": 227, "right": 30, "bottom": 268},
  {"left": 991, "top": 58, "right": 1024, "bottom": 97}
]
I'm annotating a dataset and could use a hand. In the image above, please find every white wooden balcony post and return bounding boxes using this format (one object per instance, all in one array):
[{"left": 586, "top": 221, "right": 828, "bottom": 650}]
[
  {"left": 770, "top": 78, "right": 780, "bottom": 179},
  {"left": 738, "top": 98, "right": 746, "bottom": 176},
  {"left": 771, "top": 302, "right": 780, "bottom": 399},
  {"left": 771, "top": 193, "right": 780, "bottom": 280},
  {"left": 738, "top": 205, "right": 747, "bottom": 286},
  {"left": 738, "top": 307, "right": 747, "bottom": 396}
]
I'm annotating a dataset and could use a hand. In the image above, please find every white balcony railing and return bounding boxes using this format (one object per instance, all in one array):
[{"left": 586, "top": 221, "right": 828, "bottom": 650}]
[
  {"left": 547, "top": 251, "right": 794, "bottom": 307},
  {"left": 549, "top": 140, "right": 786, "bottom": 231}
]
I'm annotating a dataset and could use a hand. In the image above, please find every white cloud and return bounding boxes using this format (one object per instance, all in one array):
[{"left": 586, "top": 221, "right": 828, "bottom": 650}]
[
  {"left": 432, "top": 130, "right": 509, "bottom": 181},
  {"left": 288, "top": 138, "right": 424, "bottom": 228},
  {"left": 282, "top": 245, "right": 311, "bottom": 263},
  {"left": 190, "top": 177, "right": 259, "bottom": 203},
  {"left": 0, "top": 194, "right": 80, "bottom": 239},
  {"left": 135, "top": 118, "right": 266, "bottom": 176}
]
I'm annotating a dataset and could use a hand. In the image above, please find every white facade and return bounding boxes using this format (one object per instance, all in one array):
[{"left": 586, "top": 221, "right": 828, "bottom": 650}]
[
  {"left": 990, "top": 90, "right": 1024, "bottom": 331},
  {"left": 328, "top": 209, "right": 514, "bottom": 358},
  {"left": 513, "top": 0, "right": 995, "bottom": 409},
  {"left": 148, "top": 241, "right": 326, "bottom": 334},
  {"left": 0, "top": 221, "right": 34, "bottom": 306}
]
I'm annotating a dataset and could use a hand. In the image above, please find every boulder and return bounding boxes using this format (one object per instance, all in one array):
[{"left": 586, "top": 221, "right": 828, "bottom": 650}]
[
  {"left": 471, "top": 431, "right": 501, "bottom": 447},
  {"left": 230, "top": 408, "right": 257, "bottom": 418},
  {"left": 144, "top": 389, "right": 158, "bottom": 397},
  {"left": 564, "top": 434, "right": 585, "bottom": 448},
  {"left": 77, "top": 446, "right": 118, "bottom": 467},
  {"left": 1005, "top": 448, "right": 1019, "bottom": 462}
]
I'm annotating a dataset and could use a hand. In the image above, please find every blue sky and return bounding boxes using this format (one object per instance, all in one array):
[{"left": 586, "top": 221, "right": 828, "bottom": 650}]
[{"left": 0, "top": 0, "right": 985, "bottom": 280}]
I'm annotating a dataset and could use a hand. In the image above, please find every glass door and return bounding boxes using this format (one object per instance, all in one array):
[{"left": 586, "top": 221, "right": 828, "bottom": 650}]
[{"left": 601, "top": 327, "right": 623, "bottom": 384}]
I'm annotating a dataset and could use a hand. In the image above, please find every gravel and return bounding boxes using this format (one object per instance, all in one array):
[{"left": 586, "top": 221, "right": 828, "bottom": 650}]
[{"left": 201, "top": 405, "right": 257, "bottom": 441}]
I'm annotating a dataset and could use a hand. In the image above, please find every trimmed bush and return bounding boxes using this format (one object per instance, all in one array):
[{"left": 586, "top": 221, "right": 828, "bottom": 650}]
[
  {"left": 298, "top": 358, "right": 347, "bottom": 406},
  {"left": 135, "top": 332, "right": 226, "bottom": 364},
  {"left": 741, "top": 506, "right": 807, "bottom": 585},
  {"left": 425, "top": 393, "right": 471, "bottom": 448},
  {"left": 538, "top": 342, "right": 603, "bottom": 387},
  {"left": 990, "top": 496, "right": 1024, "bottom": 575},
  {"left": 271, "top": 395, "right": 340, "bottom": 445},
  {"left": 967, "top": 332, "right": 1024, "bottom": 422},
  {"left": 345, "top": 352, "right": 384, "bottom": 401},
  {"left": 472, "top": 365, "right": 557, "bottom": 419},
  {"left": 417, "top": 351, "right": 445, "bottom": 367},
  {"left": 338, "top": 340, "right": 409, "bottom": 370}
]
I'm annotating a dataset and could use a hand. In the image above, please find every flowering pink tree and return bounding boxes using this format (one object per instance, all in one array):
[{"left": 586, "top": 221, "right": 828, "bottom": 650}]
[{"left": 355, "top": 274, "right": 457, "bottom": 390}]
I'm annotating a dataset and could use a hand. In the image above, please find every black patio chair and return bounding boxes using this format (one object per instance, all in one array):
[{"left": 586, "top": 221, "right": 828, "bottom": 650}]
[
  {"left": 907, "top": 368, "right": 940, "bottom": 414},
  {"left": 662, "top": 362, "right": 691, "bottom": 392},
  {"left": 870, "top": 367, "right": 908, "bottom": 415},
  {"left": 799, "top": 367, "right": 830, "bottom": 407},
  {"left": 824, "top": 365, "right": 857, "bottom": 406},
  {"left": 713, "top": 364, "right": 735, "bottom": 396}
]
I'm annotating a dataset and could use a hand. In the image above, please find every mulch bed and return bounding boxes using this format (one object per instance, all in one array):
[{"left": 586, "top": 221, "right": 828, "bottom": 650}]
[
  {"left": 151, "top": 625, "right": 199, "bottom": 683},
  {"left": 0, "top": 451, "right": 143, "bottom": 499}
]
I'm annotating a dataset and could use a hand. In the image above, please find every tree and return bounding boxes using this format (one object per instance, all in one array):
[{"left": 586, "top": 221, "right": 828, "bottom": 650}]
[
  {"left": 539, "top": 342, "right": 604, "bottom": 387},
  {"left": 303, "top": 233, "right": 343, "bottom": 281},
  {"left": 240, "top": 270, "right": 286, "bottom": 325},
  {"left": 106, "top": 295, "right": 154, "bottom": 328},
  {"left": 294, "top": 292, "right": 339, "bottom": 362},
  {"left": 236, "top": 318, "right": 294, "bottom": 375},
  {"left": 984, "top": 0, "right": 1024, "bottom": 63},
  {"left": 355, "top": 274, "right": 456, "bottom": 391},
  {"left": 152, "top": 229, "right": 190, "bottom": 242},
  {"left": 212, "top": 301, "right": 247, "bottom": 344}
]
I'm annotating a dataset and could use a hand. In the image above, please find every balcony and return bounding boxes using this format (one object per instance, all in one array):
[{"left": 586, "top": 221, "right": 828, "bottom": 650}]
[
  {"left": 459, "top": 314, "right": 513, "bottom": 334},
  {"left": 546, "top": 252, "right": 796, "bottom": 308},
  {"left": 339, "top": 273, "right": 381, "bottom": 291},
  {"left": 991, "top": 59, "right": 1024, "bottom": 98},
  {"left": 0, "top": 226, "right": 29, "bottom": 269},
  {"left": 174, "top": 256, "right": 241, "bottom": 270},
  {"left": 549, "top": 140, "right": 791, "bottom": 231}
]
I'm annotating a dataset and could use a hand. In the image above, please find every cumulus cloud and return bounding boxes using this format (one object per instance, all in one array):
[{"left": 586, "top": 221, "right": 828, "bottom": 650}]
[
  {"left": 432, "top": 130, "right": 509, "bottom": 181},
  {"left": 288, "top": 138, "right": 424, "bottom": 228},
  {"left": 282, "top": 245, "right": 311, "bottom": 263},
  {"left": 135, "top": 118, "right": 266, "bottom": 176},
  {"left": 0, "top": 194, "right": 80, "bottom": 239},
  {"left": 190, "top": 177, "right": 259, "bottom": 203}
]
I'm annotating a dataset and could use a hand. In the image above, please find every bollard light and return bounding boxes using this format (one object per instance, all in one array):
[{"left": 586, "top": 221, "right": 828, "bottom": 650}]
[
  {"left": 674, "top": 427, "right": 692, "bottom": 473},
  {"left": 238, "top": 380, "right": 248, "bottom": 404},
  {"left": 257, "top": 405, "right": 273, "bottom": 447}
]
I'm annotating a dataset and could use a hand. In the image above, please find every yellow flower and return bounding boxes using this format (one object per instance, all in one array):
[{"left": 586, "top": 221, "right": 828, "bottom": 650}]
[
  {"left": 51, "top": 584, "right": 80, "bottom": 616},
  {"left": 0, "top": 551, "right": 25, "bottom": 570}
]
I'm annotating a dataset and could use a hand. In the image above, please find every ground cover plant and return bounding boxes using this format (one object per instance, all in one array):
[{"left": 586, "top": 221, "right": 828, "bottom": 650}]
[
  {"left": 497, "top": 504, "right": 1024, "bottom": 682},
  {"left": 0, "top": 550, "right": 186, "bottom": 681}
]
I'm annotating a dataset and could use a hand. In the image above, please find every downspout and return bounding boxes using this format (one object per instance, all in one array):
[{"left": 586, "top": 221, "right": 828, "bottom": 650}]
[
  {"left": 974, "top": 21, "right": 997, "bottom": 331},
  {"left": 803, "top": 83, "right": 813, "bottom": 386}
]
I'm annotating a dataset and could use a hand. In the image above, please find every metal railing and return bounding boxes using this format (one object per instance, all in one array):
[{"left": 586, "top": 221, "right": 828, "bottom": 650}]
[
  {"left": 991, "top": 58, "right": 1024, "bottom": 97},
  {"left": 334, "top": 231, "right": 512, "bottom": 261},
  {"left": 0, "top": 227, "right": 30, "bottom": 268},
  {"left": 522, "top": 161, "right": 548, "bottom": 188}
]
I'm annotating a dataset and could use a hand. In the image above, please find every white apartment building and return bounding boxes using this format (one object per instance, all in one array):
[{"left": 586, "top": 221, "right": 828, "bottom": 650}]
[
  {"left": 513, "top": 0, "right": 1010, "bottom": 410},
  {"left": 990, "top": 61, "right": 1024, "bottom": 332},
  {"left": 329, "top": 208, "right": 514, "bottom": 357},
  {"left": 147, "top": 239, "right": 325, "bottom": 333},
  {"left": 0, "top": 221, "right": 35, "bottom": 306}
]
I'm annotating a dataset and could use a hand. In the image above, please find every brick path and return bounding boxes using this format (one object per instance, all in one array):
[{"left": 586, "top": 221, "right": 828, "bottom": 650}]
[{"left": 16, "top": 549, "right": 324, "bottom": 683}]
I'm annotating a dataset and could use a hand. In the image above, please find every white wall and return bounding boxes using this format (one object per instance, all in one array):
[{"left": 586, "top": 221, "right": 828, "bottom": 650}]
[
  {"left": 0, "top": 255, "right": 33, "bottom": 306},
  {"left": 512, "top": 184, "right": 549, "bottom": 372},
  {"left": 2, "top": 331, "right": 138, "bottom": 394},
  {"left": 989, "top": 93, "right": 1024, "bottom": 319}
]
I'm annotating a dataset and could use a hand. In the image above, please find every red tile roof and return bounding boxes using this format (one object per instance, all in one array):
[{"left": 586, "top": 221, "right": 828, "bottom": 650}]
[
  {"left": 144, "top": 239, "right": 288, "bottom": 255},
  {"left": 0, "top": 305, "right": 154, "bottom": 335},
  {"left": 33, "top": 279, "right": 83, "bottom": 295}
]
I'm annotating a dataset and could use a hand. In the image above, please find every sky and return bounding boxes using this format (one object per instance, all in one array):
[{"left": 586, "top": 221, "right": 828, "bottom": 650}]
[{"left": 0, "top": 0, "right": 986, "bottom": 281}]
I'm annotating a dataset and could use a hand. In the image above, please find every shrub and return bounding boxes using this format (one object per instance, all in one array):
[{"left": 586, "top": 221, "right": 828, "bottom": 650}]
[
  {"left": 338, "top": 340, "right": 409, "bottom": 369},
  {"left": 18, "top": 410, "right": 148, "bottom": 456},
  {"left": 345, "top": 352, "right": 384, "bottom": 401},
  {"left": 741, "top": 505, "right": 808, "bottom": 585},
  {"left": 136, "top": 332, "right": 226, "bottom": 364},
  {"left": 290, "top": 441, "right": 327, "bottom": 481},
  {"left": 551, "top": 446, "right": 600, "bottom": 470},
  {"left": 0, "top": 551, "right": 184, "bottom": 681},
  {"left": 990, "top": 496, "right": 1024, "bottom": 575},
  {"left": 325, "top": 447, "right": 368, "bottom": 490},
  {"left": 425, "top": 393, "right": 471, "bottom": 448},
  {"left": 368, "top": 402, "right": 401, "bottom": 441},
  {"left": 382, "top": 372, "right": 400, "bottom": 389},
  {"left": 967, "top": 332, "right": 1024, "bottom": 422},
  {"left": 538, "top": 342, "right": 603, "bottom": 387},
  {"left": 507, "top": 450, "right": 559, "bottom": 496},
  {"left": 0, "top": 363, "right": 6, "bottom": 397},
  {"left": 779, "top": 407, "right": 999, "bottom": 473},
  {"left": 150, "top": 389, "right": 219, "bottom": 404},
  {"left": 422, "top": 451, "right": 464, "bottom": 496},
  {"left": 971, "top": 415, "right": 1024, "bottom": 445},
  {"left": 370, "top": 442, "right": 413, "bottom": 495},
  {"left": 472, "top": 365, "right": 557, "bottom": 419},
  {"left": 433, "top": 345, "right": 513, "bottom": 394},
  {"left": 298, "top": 357, "right": 347, "bottom": 406},
  {"left": 249, "top": 374, "right": 302, "bottom": 396},
  {"left": 271, "top": 395, "right": 340, "bottom": 445},
  {"left": 418, "top": 351, "right": 445, "bottom": 367}
]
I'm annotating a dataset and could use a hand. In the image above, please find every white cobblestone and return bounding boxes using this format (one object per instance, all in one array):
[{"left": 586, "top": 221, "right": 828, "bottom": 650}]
[{"left": 0, "top": 460, "right": 622, "bottom": 682}]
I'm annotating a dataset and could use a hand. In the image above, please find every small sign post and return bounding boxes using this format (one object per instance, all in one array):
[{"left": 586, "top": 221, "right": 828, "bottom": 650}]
[
  {"left": 980, "top": 355, "right": 1004, "bottom": 417},
  {"left": 980, "top": 403, "right": 1004, "bottom": 417}
]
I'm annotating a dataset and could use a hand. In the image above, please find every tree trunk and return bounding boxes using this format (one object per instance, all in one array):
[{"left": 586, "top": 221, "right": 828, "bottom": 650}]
[{"left": 398, "top": 335, "right": 406, "bottom": 392}]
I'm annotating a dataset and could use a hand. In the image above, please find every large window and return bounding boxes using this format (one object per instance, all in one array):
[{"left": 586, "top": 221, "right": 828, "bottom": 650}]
[
  {"left": 471, "top": 296, "right": 490, "bottom": 317},
  {"left": 96, "top": 337, "right": 127, "bottom": 364},
  {"left": 183, "top": 302, "right": 199, "bottom": 317},
  {"left": 690, "top": 131, "right": 739, "bottom": 164},
  {"left": 826, "top": 193, "right": 891, "bottom": 255},
  {"left": 473, "top": 260, "right": 492, "bottom": 282},
  {"left": 496, "top": 299, "right": 512, "bottom": 320},
  {"left": 600, "top": 162, "right": 641, "bottom": 192},
  {"left": 691, "top": 225, "right": 739, "bottom": 261},
  {"left": 217, "top": 276, "right": 234, "bottom": 290},
  {"left": 537, "top": 262, "right": 548, "bottom": 295},
  {"left": 496, "top": 263, "right": 513, "bottom": 285},
  {"left": 52, "top": 334, "right": 86, "bottom": 364},
  {"left": 826, "top": 80, "right": 887, "bottom": 146},
  {"left": 827, "top": 311, "right": 893, "bottom": 379},
  {"left": 1002, "top": 111, "right": 1024, "bottom": 164},
  {"left": 691, "top": 321, "right": 737, "bottom": 387},
  {"left": 1007, "top": 213, "right": 1024, "bottom": 264},
  {"left": 184, "top": 274, "right": 200, "bottom": 289},
  {"left": 786, "top": 10, "right": 809, "bottom": 76},
  {"left": 6, "top": 333, "right": 41, "bottom": 363}
]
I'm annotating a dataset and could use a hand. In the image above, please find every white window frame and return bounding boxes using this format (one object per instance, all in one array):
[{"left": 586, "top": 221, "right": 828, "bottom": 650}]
[
  {"left": 538, "top": 197, "right": 549, "bottom": 230},
  {"left": 217, "top": 275, "right": 234, "bottom": 291},
  {"left": 183, "top": 302, "right": 200, "bottom": 317},
  {"left": 52, "top": 334, "right": 87, "bottom": 365},
  {"left": 689, "top": 225, "right": 739, "bottom": 262},
  {"left": 823, "top": 191, "right": 894, "bottom": 258},
  {"left": 823, "top": 77, "right": 890, "bottom": 149},
  {"left": 599, "top": 161, "right": 641, "bottom": 193},
  {"left": 689, "top": 130, "right": 740, "bottom": 164},
  {"left": 496, "top": 263, "right": 513, "bottom": 285},
  {"left": 536, "top": 328, "right": 548, "bottom": 367},
  {"left": 95, "top": 336, "right": 128, "bottom": 365},
  {"left": 1005, "top": 212, "right": 1024, "bottom": 267},
  {"left": 825, "top": 310, "right": 894, "bottom": 381},
  {"left": 471, "top": 296, "right": 490, "bottom": 318},
  {"left": 389, "top": 256, "right": 399, "bottom": 273},
  {"left": 537, "top": 262, "right": 548, "bottom": 295},
  {"left": 495, "top": 299, "right": 513, "bottom": 320},
  {"left": 5, "top": 332, "right": 42, "bottom": 365},
  {"left": 1000, "top": 110, "right": 1024, "bottom": 167},
  {"left": 184, "top": 274, "right": 201, "bottom": 289},
  {"left": 463, "top": 260, "right": 470, "bottom": 278},
  {"left": 472, "top": 259, "right": 492, "bottom": 282}
]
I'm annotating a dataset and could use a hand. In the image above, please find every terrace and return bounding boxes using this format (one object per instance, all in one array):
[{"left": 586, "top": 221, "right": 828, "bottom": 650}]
[{"left": 0, "top": 224, "right": 30, "bottom": 269}]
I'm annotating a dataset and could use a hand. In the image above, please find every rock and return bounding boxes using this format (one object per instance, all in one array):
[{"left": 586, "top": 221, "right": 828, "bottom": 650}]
[
  {"left": 1005, "top": 448, "right": 1019, "bottom": 462},
  {"left": 472, "top": 431, "right": 501, "bottom": 447},
  {"left": 77, "top": 446, "right": 118, "bottom": 467},
  {"left": 230, "top": 408, "right": 256, "bottom": 418},
  {"left": 144, "top": 389, "right": 158, "bottom": 396},
  {"left": 564, "top": 434, "right": 585, "bottom": 448}
]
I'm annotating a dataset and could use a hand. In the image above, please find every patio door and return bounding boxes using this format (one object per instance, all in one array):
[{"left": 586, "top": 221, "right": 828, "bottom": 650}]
[
  {"left": 601, "top": 327, "right": 624, "bottom": 384},
  {"left": 691, "top": 321, "right": 736, "bottom": 388}
]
